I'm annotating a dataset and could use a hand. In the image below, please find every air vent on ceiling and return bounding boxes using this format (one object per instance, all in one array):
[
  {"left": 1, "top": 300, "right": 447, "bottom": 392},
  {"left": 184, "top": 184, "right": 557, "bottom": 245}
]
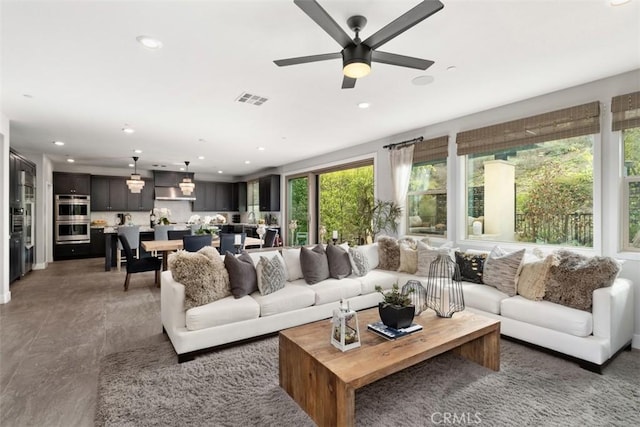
[{"left": 235, "top": 92, "right": 268, "bottom": 106}]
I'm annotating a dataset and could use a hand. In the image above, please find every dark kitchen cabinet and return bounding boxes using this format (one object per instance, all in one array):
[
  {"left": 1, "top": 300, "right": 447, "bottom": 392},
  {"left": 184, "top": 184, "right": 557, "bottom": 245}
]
[
  {"left": 54, "top": 172, "right": 91, "bottom": 195},
  {"left": 232, "top": 182, "right": 247, "bottom": 212},
  {"left": 192, "top": 181, "right": 212, "bottom": 211},
  {"left": 215, "top": 183, "right": 232, "bottom": 211},
  {"left": 9, "top": 152, "right": 18, "bottom": 206},
  {"left": 54, "top": 243, "right": 91, "bottom": 260},
  {"left": 9, "top": 234, "right": 21, "bottom": 282},
  {"left": 90, "top": 228, "right": 106, "bottom": 257},
  {"left": 91, "top": 176, "right": 128, "bottom": 211},
  {"left": 126, "top": 178, "right": 153, "bottom": 211},
  {"left": 259, "top": 174, "right": 280, "bottom": 212},
  {"left": 192, "top": 181, "right": 236, "bottom": 211}
]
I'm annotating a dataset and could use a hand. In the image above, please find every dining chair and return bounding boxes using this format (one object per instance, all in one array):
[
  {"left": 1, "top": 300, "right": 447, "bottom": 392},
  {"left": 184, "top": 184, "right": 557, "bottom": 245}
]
[
  {"left": 168, "top": 229, "right": 192, "bottom": 240},
  {"left": 218, "top": 232, "right": 246, "bottom": 255},
  {"left": 117, "top": 225, "right": 140, "bottom": 271},
  {"left": 263, "top": 228, "right": 278, "bottom": 248},
  {"left": 153, "top": 225, "right": 174, "bottom": 240},
  {"left": 296, "top": 231, "right": 309, "bottom": 246},
  {"left": 118, "top": 234, "right": 162, "bottom": 291},
  {"left": 183, "top": 234, "right": 213, "bottom": 252}
]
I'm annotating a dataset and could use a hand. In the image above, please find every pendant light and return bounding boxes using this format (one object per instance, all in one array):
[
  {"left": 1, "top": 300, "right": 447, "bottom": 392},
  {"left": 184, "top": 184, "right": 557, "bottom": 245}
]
[
  {"left": 179, "top": 161, "right": 195, "bottom": 195},
  {"left": 126, "top": 156, "right": 145, "bottom": 193}
]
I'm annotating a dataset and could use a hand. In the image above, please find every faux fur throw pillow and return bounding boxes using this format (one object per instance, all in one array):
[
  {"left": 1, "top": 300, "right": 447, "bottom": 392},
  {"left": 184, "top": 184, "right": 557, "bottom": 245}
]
[
  {"left": 543, "top": 250, "right": 620, "bottom": 311},
  {"left": 168, "top": 247, "right": 230, "bottom": 310},
  {"left": 377, "top": 236, "right": 400, "bottom": 271}
]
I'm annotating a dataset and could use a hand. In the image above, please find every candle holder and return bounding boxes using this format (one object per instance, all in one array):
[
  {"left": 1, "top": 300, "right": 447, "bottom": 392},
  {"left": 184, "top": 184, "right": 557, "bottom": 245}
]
[
  {"left": 332, "top": 238, "right": 338, "bottom": 245},
  {"left": 234, "top": 244, "right": 241, "bottom": 255}
]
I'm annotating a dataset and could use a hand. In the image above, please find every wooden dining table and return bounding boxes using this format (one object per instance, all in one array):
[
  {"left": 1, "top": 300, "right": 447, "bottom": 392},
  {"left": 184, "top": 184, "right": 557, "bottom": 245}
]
[{"left": 142, "top": 236, "right": 263, "bottom": 270}]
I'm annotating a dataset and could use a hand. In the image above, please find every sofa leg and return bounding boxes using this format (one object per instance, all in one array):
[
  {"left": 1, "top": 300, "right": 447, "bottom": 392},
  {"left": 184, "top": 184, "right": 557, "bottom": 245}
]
[
  {"left": 178, "top": 353, "right": 195, "bottom": 363},
  {"left": 124, "top": 273, "right": 131, "bottom": 291},
  {"left": 155, "top": 269, "right": 160, "bottom": 287}
]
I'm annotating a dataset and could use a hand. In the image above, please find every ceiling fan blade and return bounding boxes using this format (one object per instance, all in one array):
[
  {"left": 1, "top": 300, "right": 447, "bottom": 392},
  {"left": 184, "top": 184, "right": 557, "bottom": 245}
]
[
  {"left": 372, "top": 51, "right": 434, "bottom": 70},
  {"left": 342, "top": 76, "right": 356, "bottom": 89},
  {"left": 294, "top": 0, "right": 353, "bottom": 48},
  {"left": 363, "top": 0, "right": 444, "bottom": 50},
  {"left": 274, "top": 52, "right": 341, "bottom": 66}
]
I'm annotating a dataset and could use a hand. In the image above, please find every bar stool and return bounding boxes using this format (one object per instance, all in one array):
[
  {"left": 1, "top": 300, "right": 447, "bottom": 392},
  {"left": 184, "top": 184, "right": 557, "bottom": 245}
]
[{"left": 117, "top": 225, "right": 140, "bottom": 271}]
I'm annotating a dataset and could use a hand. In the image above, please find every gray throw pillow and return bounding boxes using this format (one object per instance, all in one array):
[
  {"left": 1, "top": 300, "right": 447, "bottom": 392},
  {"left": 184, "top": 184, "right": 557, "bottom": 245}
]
[
  {"left": 168, "top": 248, "right": 230, "bottom": 310},
  {"left": 224, "top": 250, "right": 258, "bottom": 298},
  {"left": 348, "top": 247, "right": 370, "bottom": 277},
  {"left": 256, "top": 255, "right": 286, "bottom": 295},
  {"left": 326, "top": 244, "right": 352, "bottom": 279},
  {"left": 482, "top": 246, "right": 525, "bottom": 297},
  {"left": 300, "top": 244, "right": 330, "bottom": 284},
  {"left": 544, "top": 250, "right": 620, "bottom": 311}
]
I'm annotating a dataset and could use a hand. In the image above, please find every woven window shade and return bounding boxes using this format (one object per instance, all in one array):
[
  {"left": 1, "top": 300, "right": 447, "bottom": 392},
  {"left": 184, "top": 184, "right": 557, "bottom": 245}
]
[
  {"left": 612, "top": 91, "right": 640, "bottom": 131},
  {"left": 456, "top": 101, "right": 600, "bottom": 156},
  {"left": 413, "top": 136, "right": 449, "bottom": 163}
]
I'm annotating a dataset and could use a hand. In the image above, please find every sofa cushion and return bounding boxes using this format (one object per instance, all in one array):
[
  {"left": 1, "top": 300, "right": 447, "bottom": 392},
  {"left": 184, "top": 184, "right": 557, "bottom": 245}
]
[
  {"left": 398, "top": 242, "right": 418, "bottom": 274},
  {"left": 348, "top": 247, "right": 370, "bottom": 277},
  {"left": 358, "top": 243, "right": 379, "bottom": 270},
  {"left": 224, "top": 250, "right": 258, "bottom": 298},
  {"left": 185, "top": 295, "right": 260, "bottom": 331},
  {"left": 461, "top": 283, "right": 509, "bottom": 314},
  {"left": 326, "top": 244, "right": 352, "bottom": 279},
  {"left": 358, "top": 269, "right": 399, "bottom": 295},
  {"left": 256, "top": 253, "right": 287, "bottom": 296},
  {"left": 168, "top": 247, "right": 231, "bottom": 310},
  {"left": 251, "top": 282, "right": 316, "bottom": 317},
  {"left": 454, "top": 251, "right": 487, "bottom": 284},
  {"left": 501, "top": 295, "right": 593, "bottom": 337},
  {"left": 309, "top": 277, "right": 362, "bottom": 305},
  {"left": 544, "top": 250, "right": 621, "bottom": 311},
  {"left": 517, "top": 254, "right": 557, "bottom": 301},
  {"left": 281, "top": 247, "right": 303, "bottom": 281},
  {"left": 377, "top": 236, "right": 400, "bottom": 271},
  {"left": 482, "top": 246, "right": 525, "bottom": 297},
  {"left": 300, "top": 244, "right": 330, "bottom": 284}
]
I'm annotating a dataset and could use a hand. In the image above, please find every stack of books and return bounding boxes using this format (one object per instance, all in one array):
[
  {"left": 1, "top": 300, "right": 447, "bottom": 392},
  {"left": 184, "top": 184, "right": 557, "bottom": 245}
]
[{"left": 367, "top": 321, "right": 423, "bottom": 340}]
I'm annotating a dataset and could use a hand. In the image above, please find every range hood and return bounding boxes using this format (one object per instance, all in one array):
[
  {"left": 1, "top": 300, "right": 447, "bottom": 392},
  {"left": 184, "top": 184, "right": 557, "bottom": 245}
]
[
  {"left": 154, "top": 186, "right": 196, "bottom": 201},
  {"left": 153, "top": 171, "right": 196, "bottom": 201}
]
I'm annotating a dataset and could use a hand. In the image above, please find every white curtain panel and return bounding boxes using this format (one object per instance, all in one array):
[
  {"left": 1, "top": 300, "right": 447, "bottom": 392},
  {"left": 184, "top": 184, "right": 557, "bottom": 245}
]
[{"left": 390, "top": 144, "right": 414, "bottom": 236}]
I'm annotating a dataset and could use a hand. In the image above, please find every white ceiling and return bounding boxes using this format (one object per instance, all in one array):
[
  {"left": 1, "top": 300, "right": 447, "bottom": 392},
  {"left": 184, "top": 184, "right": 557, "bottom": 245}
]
[{"left": 2, "top": 0, "right": 639, "bottom": 177}]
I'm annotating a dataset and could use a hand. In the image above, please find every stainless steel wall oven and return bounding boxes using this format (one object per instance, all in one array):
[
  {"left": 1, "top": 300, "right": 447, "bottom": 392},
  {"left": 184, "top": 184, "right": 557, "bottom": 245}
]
[{"left": 55, "top": 194, "right": 90, "bottom": 244}]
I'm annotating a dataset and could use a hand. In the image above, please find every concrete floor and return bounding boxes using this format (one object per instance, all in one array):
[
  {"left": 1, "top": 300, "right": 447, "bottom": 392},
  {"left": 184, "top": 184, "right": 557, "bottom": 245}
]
[{"left": 0, "top": 258, "right": 166, "bottom": 426}]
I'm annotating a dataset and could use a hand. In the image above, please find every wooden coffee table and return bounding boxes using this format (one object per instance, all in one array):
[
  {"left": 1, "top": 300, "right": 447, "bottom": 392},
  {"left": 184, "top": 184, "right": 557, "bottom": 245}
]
[{"left": 279, "top": 308, "right": 500, "bottom": 427}]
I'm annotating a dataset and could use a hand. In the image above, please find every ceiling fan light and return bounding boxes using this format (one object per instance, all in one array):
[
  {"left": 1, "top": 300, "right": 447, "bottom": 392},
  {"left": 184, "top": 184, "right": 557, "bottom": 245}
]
[{"left": 343, "top": 61, "right": 371, "bottom": 79}]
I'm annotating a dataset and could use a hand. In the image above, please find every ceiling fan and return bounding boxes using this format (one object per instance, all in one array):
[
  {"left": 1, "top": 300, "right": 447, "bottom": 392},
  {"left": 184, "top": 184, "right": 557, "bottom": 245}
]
[{"left": 274, "top": 0, "right": 444, "bottom": 89}]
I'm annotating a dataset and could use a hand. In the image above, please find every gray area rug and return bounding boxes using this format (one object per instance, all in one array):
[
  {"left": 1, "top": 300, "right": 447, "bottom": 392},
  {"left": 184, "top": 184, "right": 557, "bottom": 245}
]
[{"left": 96, "top": 336, "right": 640, "bottom": 426}]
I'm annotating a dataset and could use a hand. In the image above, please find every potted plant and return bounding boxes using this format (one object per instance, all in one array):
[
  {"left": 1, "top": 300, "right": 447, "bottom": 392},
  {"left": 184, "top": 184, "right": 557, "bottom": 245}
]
[
  {"left": 355, "top": 184, "right": 403, "bottom": 243},
  {"left": 375, "top": 283, "right": 415, "bottom": 329}
]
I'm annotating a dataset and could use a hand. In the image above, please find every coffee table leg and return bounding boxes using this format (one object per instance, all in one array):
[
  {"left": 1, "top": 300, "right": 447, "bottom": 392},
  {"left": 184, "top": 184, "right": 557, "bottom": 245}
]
[
  {"left": 335, "top": 382, "right": 355, "bottom": 426},
  {"left": 452, "top": 326, "right": 500, "bottom": 371}
]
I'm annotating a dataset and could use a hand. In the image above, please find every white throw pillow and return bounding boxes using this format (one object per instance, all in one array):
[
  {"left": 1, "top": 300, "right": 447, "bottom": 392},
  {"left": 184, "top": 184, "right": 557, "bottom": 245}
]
[
  {"left": 357, "top": 243, "right": 379, "bottom": 270},
  {"left": 281, "top": 247, "right": 303, "bottom": 281}
]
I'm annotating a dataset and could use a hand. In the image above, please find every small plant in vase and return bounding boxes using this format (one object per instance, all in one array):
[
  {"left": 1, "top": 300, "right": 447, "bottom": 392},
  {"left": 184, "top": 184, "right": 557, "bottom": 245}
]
[{"left": 375, "top": 283, "right": 415, "bottom": 329}]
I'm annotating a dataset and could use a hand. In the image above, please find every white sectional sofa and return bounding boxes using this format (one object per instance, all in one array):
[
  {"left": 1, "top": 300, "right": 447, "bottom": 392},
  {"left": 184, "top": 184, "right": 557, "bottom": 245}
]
[{"left": 160, "top": 243, "right": 634, "bottom": 372}]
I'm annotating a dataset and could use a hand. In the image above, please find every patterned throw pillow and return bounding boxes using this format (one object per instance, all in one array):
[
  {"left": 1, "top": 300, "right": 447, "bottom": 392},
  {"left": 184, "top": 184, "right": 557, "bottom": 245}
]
[
  {"left": 517, "top": 254, "right": 557, "bottom": 301},
  {"left": 256, "top": 254, "right": 286, "bottom": 296},
  {"left": 348, "top": 247, "right": 370, "bottom": 277},
  {"left": 454, "top": 251, "right": 487, "bottom": 284},
  {"left": 482, "top": 246, "right": 526, "bottom": 296},
  {"left": 377, "top": 236, "right": 400, "bottom": 271}
]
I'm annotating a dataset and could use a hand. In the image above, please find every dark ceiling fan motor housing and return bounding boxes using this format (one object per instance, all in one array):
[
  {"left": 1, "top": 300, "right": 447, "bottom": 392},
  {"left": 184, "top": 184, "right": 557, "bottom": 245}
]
[{"left": 274, "top": 0, "right": 444, "bottom": 89}]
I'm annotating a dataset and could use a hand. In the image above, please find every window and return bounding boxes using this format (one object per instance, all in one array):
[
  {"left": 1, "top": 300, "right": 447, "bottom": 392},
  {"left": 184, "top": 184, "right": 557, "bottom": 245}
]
[
  {"left": 457, "top": 102, "right": 600, "bottom": 247},
  {"left": 288, "top": 176, "right": 309, "bottom": 247},
  {"left": 247, "top": 180, "right": 259, "bottom": 219},
  {"left": 613, "top": 91, "right": 640, "bottom": 251},
  {"left": 406, "top": 136, "right": 448, "bottom": 237},
  {"left": 622, "top": 128, "right": 640, "bottom": 251}
]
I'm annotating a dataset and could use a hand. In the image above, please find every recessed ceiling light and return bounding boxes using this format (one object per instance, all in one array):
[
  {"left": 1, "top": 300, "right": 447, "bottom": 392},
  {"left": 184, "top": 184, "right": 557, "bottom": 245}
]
[
  {"left": 23, "top": 94, "right": 33, "bottom": 99},
  {"left": 134, "top": 149, "right": 142, "bottom": 154},
  {"left": 179, "top": 167, "right": 185, "bottom": 171},
  {"left": 357, "top": 102, "right": 370, "bottom": 109},
  {"left": 198, "top": 155, "right": 205, "bottom": 160},
  {"left": 128, "top": 163, "right": 134, "bottom": 167},
  {"left": 53, "top": 140, "right": 65, "bottom": 146},
  {"left": 244, "top": 160, "right": 251, "bottom": 164},
  {"left": 136, "top": 35, "right": 163, "bottom": 50},
  {"left": 257, "top": 146, "right": 265, "bottom": 151},
  {"left": 411, "top": 75, "right": 435, "bottom": 86},
  {"left": 198, "top": 138, "right": 206, "bottom": 143},
  {"left": 447, "top": 65, "right": 457, "bottom": 72},
  {"left": 122, "top": 125, "right": 135, "bottom": 134},
  {"left": 218, "top": 170, "right": 223, "bottom": 174},
  {"left": 67, "top": 158, "right": 75, "bottom": 163},
  {"left": 610, "top": 0, "right": 630, "bottom": 5}
]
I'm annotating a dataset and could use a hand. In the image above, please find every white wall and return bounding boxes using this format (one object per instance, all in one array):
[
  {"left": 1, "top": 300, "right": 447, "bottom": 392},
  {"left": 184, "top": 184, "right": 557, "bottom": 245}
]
[
  {"left": 1, "top": 113, "right": 11, "bottom": 303},
  {"left": 279, "top": 69, "right": 640, "bottom": 348}
]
